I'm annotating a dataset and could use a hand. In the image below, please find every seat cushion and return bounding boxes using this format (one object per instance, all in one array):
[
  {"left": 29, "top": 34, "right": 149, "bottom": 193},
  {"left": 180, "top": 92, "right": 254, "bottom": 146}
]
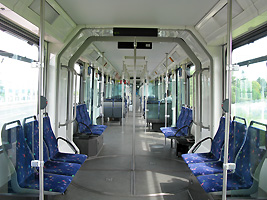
[
  {"left": 160, "top": 127, "right": 178, "bottom": 138},
  {"left": 44, "top": 161, "right": 81, "bottom": 177},
  {"left": 197, "top": 173, "right": 252, "bottom": 193},
  {"left": 89, "top": 126, "right": 105, "bottom": 132},
  {"left": 20, "top": 173, "right": 72, "bottom": 194},
  {"left": 51, "top": 152, "right": 87, "bottom": 165},
  {"left": 91, "top": 124, "right": 107, "bottom": 130},
  {"left": 83, "top": 127, "right": 104, "bottom": 136},
  {"left": 188, "top": 162, "right": 225, "bottom": 176},
  {"left": 182, "top": 152, "right": 218, "bottom": 164}
]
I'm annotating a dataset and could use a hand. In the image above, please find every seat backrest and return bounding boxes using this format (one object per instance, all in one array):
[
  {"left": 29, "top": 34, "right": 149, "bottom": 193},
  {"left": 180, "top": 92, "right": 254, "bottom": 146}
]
[
  {"left": 210, "top": 117, "right": 226, "bottom": 159},
  {"left": 1, "top": 122, "right": 35, "bottom": 187},
  {"left": 23, "top": 119, "right": 49, "bottom": 162},
  {"left": 159, "top": 103, "right": 165, "bottom": 121},
  {"left": 235, "top": 122, "right": 267, "bottom": 186},
  {"left": 177, "top": 107, "right": 189, "bottom": 130},
  {"left": 147, "top": 102, "right": 158, "bottom": 119},
  {"left": 176, "top": 107, "right": 186, "bottom": 127},
  {"left": 43, "top": 116, "right": 59, "bottom": 159},
  {"left": 81, "top": 104, "right": 92, "bottom": 125},
  {"left": 229, "top": 120, "right": 247, "bottom": 163},
  {"left": 76, "top": 104, "right": 91, "bottom": 133},
  {"left": 220, "top": 120, "right": 247, "bottom": 163},
  {"left": 183, "top": 108, "right": 193, "bottom": 136}
]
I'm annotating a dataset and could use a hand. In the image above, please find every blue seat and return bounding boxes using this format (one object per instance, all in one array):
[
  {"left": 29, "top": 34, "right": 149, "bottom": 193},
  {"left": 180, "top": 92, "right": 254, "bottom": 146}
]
[
  {"left": 188, "top": 118, "right": 247, "bottom": 176},
  {"left": 1, "top": 121, "right": 72, "bottom": 194},
  {"left": 43, "top": 116, "right": 87, "bottom": 165},
  {"left": 182, "top": 117, "right": 226, "bottom": 164},
  {"left": 160, "top": 107, "right": 186, "bottom": 136},
  {"left": 197, "top": 121, "right": 267, "bottom": 194},
  {"left": 76, "top": 104, "right": 107, "bottom": 135},
  {"left": 23, "top": 117, "right": 81, "bottom": 177},
  {"left": 160, "top": 107, "right": 193, "bottom": 138}
]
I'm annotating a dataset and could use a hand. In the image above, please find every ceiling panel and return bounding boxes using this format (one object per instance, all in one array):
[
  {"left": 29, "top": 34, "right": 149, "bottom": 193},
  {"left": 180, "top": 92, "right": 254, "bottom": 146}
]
[
  {"left": 55, "top": 0, "right": 219, "bottom": 27},
  {"left": 93, "top": 41, "right": 177, "bottom": 78}
]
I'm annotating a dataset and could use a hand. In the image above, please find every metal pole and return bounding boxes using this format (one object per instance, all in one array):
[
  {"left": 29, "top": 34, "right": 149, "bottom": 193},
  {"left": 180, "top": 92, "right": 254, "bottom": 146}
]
[
  {"left": 38, "top": 0, "right": 45, "bottom": 199},
  {"left": 194, "top": 66, "right": 201, "bottom": 142},
  {"left": 165, "top": 53, "right": 168, "bottom": 128},
  {"left": 131, "top": 39, "right": 137, "bottom": 196},
  {"left": 172, "top": 71, "right": 176, "bottom": 126},
  {"left": 223, "top": 0, "right": 233, "bottom": 199},
  {"left": 101, "top": 52, "right": 105, "bottom": 125},
  {"left": 122, "top": 62, "right": 125, "bottom": 125},
  {"left": 145, "top": 61, "right": 148, "bottom": 131}
]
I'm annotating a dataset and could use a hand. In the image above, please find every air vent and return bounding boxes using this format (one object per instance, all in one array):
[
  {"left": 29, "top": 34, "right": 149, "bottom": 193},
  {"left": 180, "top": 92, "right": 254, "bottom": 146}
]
[{"left": 29, "top": 0, "right": 59, "bottom": 25}]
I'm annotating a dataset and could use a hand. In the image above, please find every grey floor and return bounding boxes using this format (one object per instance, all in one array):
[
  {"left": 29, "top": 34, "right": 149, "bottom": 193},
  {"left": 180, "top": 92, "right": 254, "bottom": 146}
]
[{"left": 55, "top": 112, "right": 192, "bottom": 200}]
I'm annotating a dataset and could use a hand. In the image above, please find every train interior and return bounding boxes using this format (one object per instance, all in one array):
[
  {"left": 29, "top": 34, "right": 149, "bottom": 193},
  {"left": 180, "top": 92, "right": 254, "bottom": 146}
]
[{"left": 0, "top": 0, "right": 267, "bottom": 199}]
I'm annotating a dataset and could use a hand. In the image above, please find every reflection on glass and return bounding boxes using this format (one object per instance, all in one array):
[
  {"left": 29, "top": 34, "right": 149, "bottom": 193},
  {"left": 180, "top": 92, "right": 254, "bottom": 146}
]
[
  {"left": 0, "top": 30, "right": 38, "bottom": 146},
  {"left": 232, "top": 61, "right": 267, "bottom": 125}
]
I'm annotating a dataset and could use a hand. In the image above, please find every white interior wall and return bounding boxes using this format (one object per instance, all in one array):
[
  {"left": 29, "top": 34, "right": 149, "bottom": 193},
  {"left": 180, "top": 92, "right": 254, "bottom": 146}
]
[
  {"left": 208, "top": 46, "right": 223, "bottom": 137},
  {"left": 46, "top": 49, "right": 57, "bottom": 132},
  {"left": 57, "top": 67, "right": 69, "bottom": 152}
]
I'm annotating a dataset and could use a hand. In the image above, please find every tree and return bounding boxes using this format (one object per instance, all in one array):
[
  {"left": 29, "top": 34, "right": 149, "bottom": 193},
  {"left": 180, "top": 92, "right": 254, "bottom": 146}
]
[
  {"left": 232, "top": 76, "right": 241, "bottom": 104},
  {"left": 252, "top": 81, "right": 261, "bottom": 101},
  {"left": 257, "top": 77, "right": 267, "bottom": 98}
]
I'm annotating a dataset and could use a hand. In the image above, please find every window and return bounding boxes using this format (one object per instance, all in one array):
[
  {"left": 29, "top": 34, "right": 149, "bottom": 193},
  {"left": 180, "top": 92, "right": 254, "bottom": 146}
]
[
  {"left": 0, "top": 30, "right": 39, "bottom": 146},
  {"left": 73, "top": 64, "right": 80, "bottom": 104},
  {"left": 185, "top": 65, "right": 195, "bottom": 107},
  {"left": 176, "top": 68, "right": 184, "bottom": 116},
  {"left": 232, "top": 35, "right": 267, "bottom": 124},
  {"left": 84, "top": 66, "right": 94, "bottom": 119}
]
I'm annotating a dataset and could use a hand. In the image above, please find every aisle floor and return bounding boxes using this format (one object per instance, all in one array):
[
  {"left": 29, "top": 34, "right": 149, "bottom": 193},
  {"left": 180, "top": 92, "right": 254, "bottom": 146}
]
[{"left": 55, "top": 112, "right": 192, "bottom": 200}]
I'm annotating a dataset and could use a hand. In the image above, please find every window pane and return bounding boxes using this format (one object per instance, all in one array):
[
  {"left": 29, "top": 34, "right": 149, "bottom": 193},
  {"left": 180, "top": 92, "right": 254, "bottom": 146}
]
[
  {"left": 232, "top": 61, "right": 267, "bottom": 124},
  {"left": 84, "top": 66, "right": 93, "bottom": 117},
  {"left": 233, "top": 36, "right": 267, "bottom": 64},
  {"left": 232, "top": 36, "right": 267, "bottom": 125},
  {"left": 0, "top": 56, "right": 38, "bottom": 146},
  {"left": 0, "top": 31, "right": 38, "bottom": 61}
]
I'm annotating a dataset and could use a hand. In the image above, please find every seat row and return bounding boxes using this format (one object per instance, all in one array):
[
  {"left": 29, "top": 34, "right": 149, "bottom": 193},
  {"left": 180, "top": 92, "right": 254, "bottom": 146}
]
[
  {"left": 182, "top": 116, "right": 267, "bottom": 196},
  {"left": 1, "top": 115, "right": 87, "bottom": 194},
  {"left": 160, "top": 106, "right": 194, "bottom": 154},
  {"left": 103, "top": 97, "right": 127, "bottom": 121},
  {"left": 146, "top": 100, "right": 172, "bottom": 131},
  {"left": 160, "top": 106, "right": 193, "bottom": 138},
  {"left": 75, "top": 103, "right": 107, "bottom": 136}
]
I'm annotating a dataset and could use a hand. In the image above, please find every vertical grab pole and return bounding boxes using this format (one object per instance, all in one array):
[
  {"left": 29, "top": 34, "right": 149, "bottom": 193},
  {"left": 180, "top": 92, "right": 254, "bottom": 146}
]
[
  {"left": 131, "top": 39, "right": 137, "bottom": 196},
  {"left": 107, "top": 75, "right": 110, "bottom": 98},
  {"left": 38, "top": 0, "right": 45, "bottom": 199},
  {"left": 223, "top": 0, "right": 233, "bottom": 199},
  {"left": 145, "top": 61, "right": 148, "bottom": 131},
  {"left": 122, "top": 61, "right": 125, "bottom": 126},
  {"left": 161, "top": 75, "right": 164, "bottom": 101},
  {"left": 165, "top": 53, "right": 168, "bottom": 128},
  {"left": 101, "top": 52, "right": 105, "bottom": 125}
]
